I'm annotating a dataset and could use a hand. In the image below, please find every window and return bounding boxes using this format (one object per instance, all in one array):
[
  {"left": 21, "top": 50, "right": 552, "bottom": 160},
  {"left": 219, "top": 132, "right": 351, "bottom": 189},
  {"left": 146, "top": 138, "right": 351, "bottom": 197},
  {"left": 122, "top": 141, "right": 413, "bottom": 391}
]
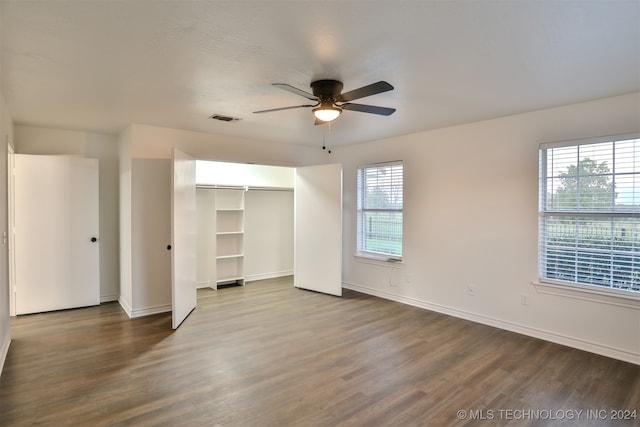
[
  {"left": 357, "top": 161, "right": 403, "bottom": 260},
  {"left": 538, "top": 135, "right": 640, "bottom": 296}
]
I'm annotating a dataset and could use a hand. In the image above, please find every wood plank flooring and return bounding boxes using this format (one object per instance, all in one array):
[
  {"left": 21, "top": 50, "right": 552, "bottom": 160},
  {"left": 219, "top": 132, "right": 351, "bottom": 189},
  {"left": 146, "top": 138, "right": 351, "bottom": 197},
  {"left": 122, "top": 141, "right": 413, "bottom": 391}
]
[{"left": 1, "top": 277, "right": 639, "bottom": 426}]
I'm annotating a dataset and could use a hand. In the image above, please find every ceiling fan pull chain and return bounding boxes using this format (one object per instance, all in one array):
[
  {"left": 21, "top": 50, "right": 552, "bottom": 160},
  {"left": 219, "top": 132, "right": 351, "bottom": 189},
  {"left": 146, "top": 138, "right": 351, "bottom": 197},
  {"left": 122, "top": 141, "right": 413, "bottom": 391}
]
[{"left": 322, "top": 126, "right": 326, "bottom": 151}]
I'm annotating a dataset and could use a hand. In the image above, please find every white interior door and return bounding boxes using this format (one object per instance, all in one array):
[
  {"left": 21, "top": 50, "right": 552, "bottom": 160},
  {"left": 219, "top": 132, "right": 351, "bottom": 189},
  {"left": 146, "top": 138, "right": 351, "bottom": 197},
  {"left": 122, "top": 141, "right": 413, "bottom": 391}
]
[
  {"left": 171, "top": 149, "right": 197, "bottom": 329},
  {"left": 294, "top": 163, "right": 343, "bottom": 296},
  {"left": 14, "top": 155, "right": 100, "bottom": 314}
]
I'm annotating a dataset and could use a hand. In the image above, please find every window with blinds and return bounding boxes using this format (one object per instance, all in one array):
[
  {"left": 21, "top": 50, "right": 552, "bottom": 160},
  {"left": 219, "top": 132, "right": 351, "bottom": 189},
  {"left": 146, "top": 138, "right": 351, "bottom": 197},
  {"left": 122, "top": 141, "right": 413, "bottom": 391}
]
[
  {"left": 539, "top": 135, "right": 640, "bottom": 295},
  {"left": 357, "top": 161, "right": 403, "bottom": 259}
]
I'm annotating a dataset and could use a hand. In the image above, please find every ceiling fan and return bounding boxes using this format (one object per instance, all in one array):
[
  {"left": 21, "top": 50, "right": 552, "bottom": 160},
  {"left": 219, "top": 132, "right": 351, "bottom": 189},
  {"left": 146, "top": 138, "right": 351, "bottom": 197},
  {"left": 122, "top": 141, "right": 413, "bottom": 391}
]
[{"left": 254, "top": 80, "right": 396, "bottom": 124}]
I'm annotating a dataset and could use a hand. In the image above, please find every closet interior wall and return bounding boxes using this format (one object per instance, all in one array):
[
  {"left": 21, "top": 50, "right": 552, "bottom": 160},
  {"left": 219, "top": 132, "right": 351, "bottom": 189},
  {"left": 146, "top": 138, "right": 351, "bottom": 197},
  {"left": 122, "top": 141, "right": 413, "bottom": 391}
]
[{"left": 196, "top": 187, "right": 294, "bottom": 289}]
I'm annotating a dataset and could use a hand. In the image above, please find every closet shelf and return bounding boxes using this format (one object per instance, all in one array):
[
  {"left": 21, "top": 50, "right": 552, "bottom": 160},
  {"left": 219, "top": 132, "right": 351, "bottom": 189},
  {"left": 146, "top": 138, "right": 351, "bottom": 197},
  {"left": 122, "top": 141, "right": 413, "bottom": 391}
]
[
  {"left": 216, "top": 275, "right": 244, "bottom": 284},
  {"left": 213, "top": 188, "right": 245, "bottom": 288},
  {"left": 216, "top": 253, "right": 244, "bottom": 260}
]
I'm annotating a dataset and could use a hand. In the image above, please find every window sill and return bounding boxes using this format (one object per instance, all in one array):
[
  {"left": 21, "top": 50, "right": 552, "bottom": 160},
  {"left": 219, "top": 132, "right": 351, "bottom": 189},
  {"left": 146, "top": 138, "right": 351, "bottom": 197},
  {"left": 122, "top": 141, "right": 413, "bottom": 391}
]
[
  {"left": 354, "top": 253, "right": 404, "bottom": 268},
  {"left": 533, "top": 279, "right": 640, "bottom": 310}
]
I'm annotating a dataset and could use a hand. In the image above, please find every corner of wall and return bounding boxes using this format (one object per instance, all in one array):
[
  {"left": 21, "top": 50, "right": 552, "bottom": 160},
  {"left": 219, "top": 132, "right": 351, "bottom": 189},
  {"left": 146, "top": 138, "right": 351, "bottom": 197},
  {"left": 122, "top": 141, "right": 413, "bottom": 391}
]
[
  {"left": 0, "top": 90, "right": 13, "bottom": 376},
  {"left": 118, "top": 126, "right": 133, "bottom": 308}
]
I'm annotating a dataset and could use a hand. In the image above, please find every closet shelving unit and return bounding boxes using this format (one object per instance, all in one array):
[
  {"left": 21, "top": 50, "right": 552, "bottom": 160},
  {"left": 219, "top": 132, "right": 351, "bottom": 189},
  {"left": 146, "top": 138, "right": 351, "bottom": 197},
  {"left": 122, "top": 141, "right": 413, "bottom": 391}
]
[{"left": 215, "top": 188, "right": 245, "bottom": 287}]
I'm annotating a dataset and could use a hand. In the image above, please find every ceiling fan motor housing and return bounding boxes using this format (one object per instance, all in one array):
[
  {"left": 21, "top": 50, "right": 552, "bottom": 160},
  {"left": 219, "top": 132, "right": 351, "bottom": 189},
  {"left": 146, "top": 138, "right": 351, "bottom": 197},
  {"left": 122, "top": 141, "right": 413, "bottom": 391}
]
[{"left": 311, "top": 80, "right": 344, "bottom": 100}]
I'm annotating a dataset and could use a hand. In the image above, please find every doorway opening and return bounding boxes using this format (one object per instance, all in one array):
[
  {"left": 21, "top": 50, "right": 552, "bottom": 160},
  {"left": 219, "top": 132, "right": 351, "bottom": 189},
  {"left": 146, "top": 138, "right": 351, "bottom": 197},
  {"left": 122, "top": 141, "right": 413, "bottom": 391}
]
[{"left": 191, "top": 160, "right": 343, "bottom": 299}]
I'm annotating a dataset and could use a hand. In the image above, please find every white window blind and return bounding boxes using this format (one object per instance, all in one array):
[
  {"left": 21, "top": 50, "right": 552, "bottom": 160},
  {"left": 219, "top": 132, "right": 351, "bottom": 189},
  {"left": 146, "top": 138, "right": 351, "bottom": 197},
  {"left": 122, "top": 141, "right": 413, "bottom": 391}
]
[
  {"left": 539, "top": 135, "right": 640, "bottom": 294},
  {"left": 357, "top": 161, "right": 403, "bottom": 258}
]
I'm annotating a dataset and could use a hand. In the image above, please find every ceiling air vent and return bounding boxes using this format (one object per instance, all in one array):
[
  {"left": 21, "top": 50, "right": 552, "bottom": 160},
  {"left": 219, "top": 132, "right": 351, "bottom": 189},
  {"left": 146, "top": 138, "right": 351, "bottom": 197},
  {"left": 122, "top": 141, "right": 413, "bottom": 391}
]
[{"left": 209, "top": 114, "right": 241, "bottom": 122}]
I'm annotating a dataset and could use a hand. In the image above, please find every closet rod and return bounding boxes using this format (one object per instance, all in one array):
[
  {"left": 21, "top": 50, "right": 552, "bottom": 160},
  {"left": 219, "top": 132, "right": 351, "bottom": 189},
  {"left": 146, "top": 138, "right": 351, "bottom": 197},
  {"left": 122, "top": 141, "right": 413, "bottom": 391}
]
[{"left": 196, "top": 184, "right": 293, "bottom": 192}]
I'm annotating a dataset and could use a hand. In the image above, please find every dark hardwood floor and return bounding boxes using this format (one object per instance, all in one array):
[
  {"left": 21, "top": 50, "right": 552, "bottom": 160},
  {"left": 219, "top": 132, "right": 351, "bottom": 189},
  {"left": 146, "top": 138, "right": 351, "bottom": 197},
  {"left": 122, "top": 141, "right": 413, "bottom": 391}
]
[{"left": 1, "top": 277, "right": 639, "bottom": 426}]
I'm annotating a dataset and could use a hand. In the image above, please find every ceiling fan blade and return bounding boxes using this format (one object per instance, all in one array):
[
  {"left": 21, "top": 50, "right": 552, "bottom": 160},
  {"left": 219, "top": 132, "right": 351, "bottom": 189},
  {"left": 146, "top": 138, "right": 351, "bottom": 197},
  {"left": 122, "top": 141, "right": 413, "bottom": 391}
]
[
  {"left": 341, "top": 103, "right": 396, "bottom": 116},
  {"left": 336, "top": 81, "right": 394, "bottom": 102},
  {"left": 253, "top": 104, "right": 315, "bottom": 114},
  {"left": 273, "top": 83, "right": 318, "bottom": 101}
]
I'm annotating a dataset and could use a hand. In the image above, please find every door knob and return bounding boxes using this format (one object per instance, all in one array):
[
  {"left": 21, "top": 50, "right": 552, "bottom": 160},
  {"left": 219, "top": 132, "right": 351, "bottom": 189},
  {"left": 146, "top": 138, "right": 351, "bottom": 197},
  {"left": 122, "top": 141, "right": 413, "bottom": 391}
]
[
  {"left": 91, "top": 237, "right": 97, "bottom": 242},
  {"left": 167, "top": 244, "right": 172, "bottom": 250}
]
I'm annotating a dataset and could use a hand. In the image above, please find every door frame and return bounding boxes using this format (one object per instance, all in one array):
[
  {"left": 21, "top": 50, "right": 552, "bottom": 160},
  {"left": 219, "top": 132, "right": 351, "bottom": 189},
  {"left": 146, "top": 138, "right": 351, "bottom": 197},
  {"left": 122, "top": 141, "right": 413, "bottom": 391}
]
[{"left": 7, "top": 144, "right": 14, "bottom": 317}]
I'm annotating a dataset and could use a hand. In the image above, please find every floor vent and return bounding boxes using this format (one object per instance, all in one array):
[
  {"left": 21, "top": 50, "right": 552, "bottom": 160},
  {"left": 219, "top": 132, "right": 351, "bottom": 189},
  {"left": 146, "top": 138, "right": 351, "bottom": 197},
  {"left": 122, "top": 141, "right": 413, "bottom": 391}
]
[{"left": 209, "top": 114, "right": 241, "bottom": 122}]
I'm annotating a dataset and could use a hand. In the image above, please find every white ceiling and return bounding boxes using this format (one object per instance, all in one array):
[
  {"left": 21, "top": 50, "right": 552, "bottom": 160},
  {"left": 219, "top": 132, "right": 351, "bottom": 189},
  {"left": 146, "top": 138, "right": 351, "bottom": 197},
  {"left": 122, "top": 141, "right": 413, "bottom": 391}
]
[{"left": 1, "top": 0, "right": 639, "bottom": 147}]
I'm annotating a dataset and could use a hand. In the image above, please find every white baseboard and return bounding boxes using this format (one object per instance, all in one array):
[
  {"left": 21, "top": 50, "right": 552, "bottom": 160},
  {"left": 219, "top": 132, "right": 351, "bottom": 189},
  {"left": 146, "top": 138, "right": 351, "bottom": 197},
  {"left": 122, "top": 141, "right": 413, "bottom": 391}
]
[
  {"left": 196, "top": 281, "right": 212, "bottom": 289},
  {"left": 0, "top": 334, "right": 10, "bottom": 377},
  {"left": 343, "top": 281, "right": 640, "bottom": 365},
  {"left": 129, "top": 304, "right": 171, "bottom": 318},
  {"left": 118, "top": 296, "right": 133, "bottom": 318},
  {"left": 245, "top": 270, "right": 293, "bottom": 282},
  {"left": 197, "top": 272, "right": 293, "bottom": 289},
  {"left": 100, "top": 294, "right": 119, "bottom": 303},
  {"left": 118, "top": 296, "right": 170, "bottom": 319}
]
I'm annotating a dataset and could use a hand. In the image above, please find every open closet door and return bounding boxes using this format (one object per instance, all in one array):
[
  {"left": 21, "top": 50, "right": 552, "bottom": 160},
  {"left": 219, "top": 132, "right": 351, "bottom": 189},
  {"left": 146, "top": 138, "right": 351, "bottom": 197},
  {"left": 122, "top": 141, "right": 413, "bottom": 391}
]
[
  {"left": 171, "top": 149, "right": 197, "bottom": 329},
  {"left": 294, "top": 163, "right": 342, "bottom": 296}
]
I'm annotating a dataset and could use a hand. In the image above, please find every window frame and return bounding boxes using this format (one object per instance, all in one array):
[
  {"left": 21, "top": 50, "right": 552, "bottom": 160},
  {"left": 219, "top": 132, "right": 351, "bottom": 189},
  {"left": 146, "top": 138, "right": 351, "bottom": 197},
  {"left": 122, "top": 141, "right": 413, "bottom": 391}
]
[
  {"left": 356, "top": 160, "right": 404, "bottom": 262},
  {"left": 538, "top": 132, "right": 640, "bottom": 301}
]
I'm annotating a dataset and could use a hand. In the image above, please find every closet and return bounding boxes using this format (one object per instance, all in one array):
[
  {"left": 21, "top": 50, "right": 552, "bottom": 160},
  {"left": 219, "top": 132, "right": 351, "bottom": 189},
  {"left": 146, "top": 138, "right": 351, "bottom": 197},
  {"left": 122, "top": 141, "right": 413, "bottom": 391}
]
[
  {"left": 123, "top": 157, "right": 341, "bottom": 329},
  {"left": 195, "top": 161, "right": 295, "bottom": 289}
]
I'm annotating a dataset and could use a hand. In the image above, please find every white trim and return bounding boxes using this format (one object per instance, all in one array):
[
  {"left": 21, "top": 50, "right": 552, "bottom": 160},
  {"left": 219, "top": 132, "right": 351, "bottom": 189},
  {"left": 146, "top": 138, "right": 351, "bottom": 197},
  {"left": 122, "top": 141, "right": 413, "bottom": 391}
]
[
  {"left": 540, "top": 132, "right": 640, "bottom": 149},
  {"left": 118, "top": 296, "right": 133, "bottom": 318},
  {"left": 357, "top": 161, "right": 404, "bottom": 259},
  {"left": 8, "top": 143, "right": 15, "bottom": 317},
  {"left": 197, "top": 280, "right": 212, "bottom": 289},
  {"left": 0, "top": 335, "right": 10, "bottom": 376},
  {"left": 245, "top": 270, "right": 293, "bottom": 282},
  {"left": 100, "top": 293, "right": 119, "bottom": 303},
  {"left": 119, "top": 297, "right": 172, "bottom": 318},
  {"left": 343, "top": 281, "right": 640, "bottom": 365},
  {"left": 129, "top": 304, "right": 171, "bottom": 318},
  {"left": 356, "top": 159, "right": 403, "bottom": 170},
  {"left": 533, "top": 280, "right": 640, "bottom": 309},
  {"left": 354, "top": 254, "right": 404, "bottom": 268}
]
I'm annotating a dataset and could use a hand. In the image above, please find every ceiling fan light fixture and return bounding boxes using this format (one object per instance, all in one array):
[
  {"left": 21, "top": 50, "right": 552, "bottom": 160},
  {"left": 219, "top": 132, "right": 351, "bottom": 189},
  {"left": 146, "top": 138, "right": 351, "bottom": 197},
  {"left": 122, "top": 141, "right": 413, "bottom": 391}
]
[{"left": 312, "top": 102, "right": 342, "bottom": 122}]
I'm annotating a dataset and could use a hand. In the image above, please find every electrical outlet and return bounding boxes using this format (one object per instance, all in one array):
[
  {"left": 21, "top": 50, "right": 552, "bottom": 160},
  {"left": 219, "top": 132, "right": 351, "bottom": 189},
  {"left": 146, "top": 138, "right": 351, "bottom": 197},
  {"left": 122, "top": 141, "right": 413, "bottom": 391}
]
[
  {"left": 521, "top": 294, "right": 529, "bottom": 306},
  {"left": 466, "top": 284, "right": 475, "bottom": 296}
]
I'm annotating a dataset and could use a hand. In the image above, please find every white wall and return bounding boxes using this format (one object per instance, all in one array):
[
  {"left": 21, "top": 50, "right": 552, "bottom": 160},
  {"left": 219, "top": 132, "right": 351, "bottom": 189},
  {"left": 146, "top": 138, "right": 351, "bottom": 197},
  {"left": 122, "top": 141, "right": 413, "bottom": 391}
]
[
  {"left": 0, "top": 91, "right": 13, "bottom": 375},
  {"left": 196, "top": 161, "right": 294, "bottom": 188},
  {"left": 118, "top": 126, "right": 133, "bottom": 314},
  {"left": 131, "top": 159, "right": 172, "bottom": 315},
  {"left": 196, "top": 189, "right": 216, "bottom": 288},
  {"left": 244, "top": 189, "right": 294, "bottom": 281},
  {"left": 335, "top": 92, "right": 640, "bottom": 364},
  {"left": 13, "top": 125, "right": 120, "bottom": 302},
  {"left": 130, "top": 123, "right": 322, "bottom": 166}
]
